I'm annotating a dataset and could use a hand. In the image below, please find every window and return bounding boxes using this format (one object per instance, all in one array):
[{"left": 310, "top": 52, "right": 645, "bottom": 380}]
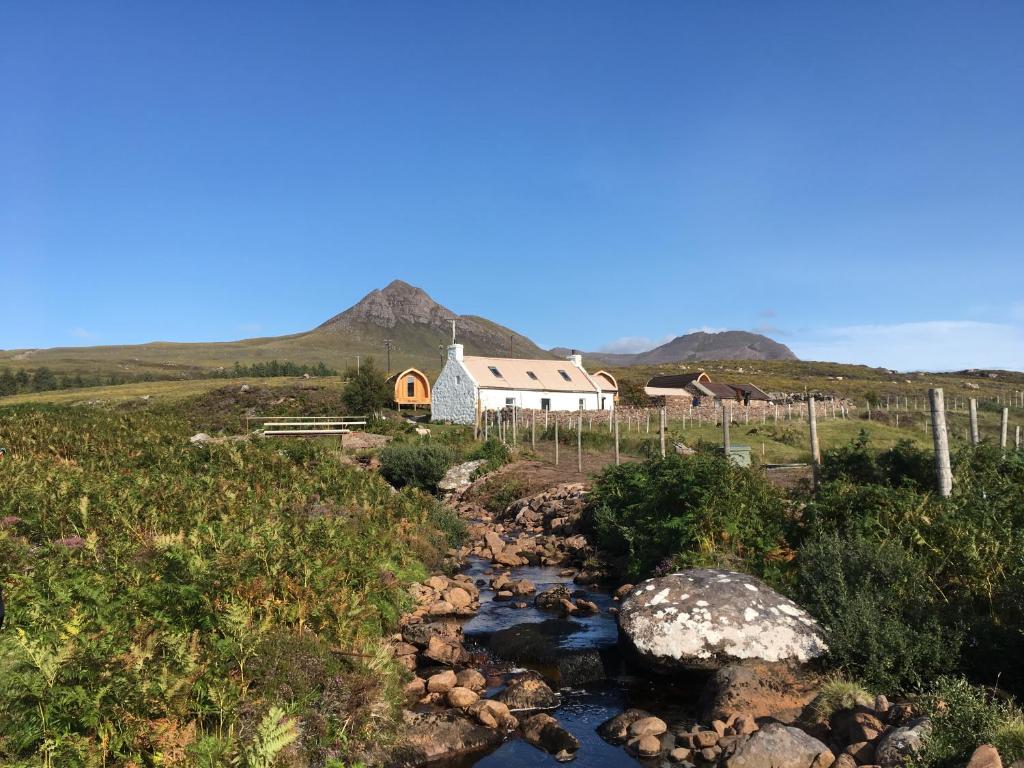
[
  {"left": 506, "top": 397, "right": 515, "bottom": 406},
  {"left": 578, "top": 398, "right": 585, "bottom": 409},
  {"left": 541, "top": 398, "right": 551, "bottom": 411},
  {"left": 558, "top": 369, "right": 572, "bottom": 381},
  {"left": 488, "top": 366, "right": 502, "bottom": 378},
  {"left": 406, "top": 375, "right": 416, "bottom": 398},
  {"left": 526, "top": 371, "right": 538, "bottom": 380}
]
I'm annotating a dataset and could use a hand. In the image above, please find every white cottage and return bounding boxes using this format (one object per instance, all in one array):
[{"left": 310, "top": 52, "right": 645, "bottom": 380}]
[{"left": 431, "top": 344, "right": 615, "bottom": 425}]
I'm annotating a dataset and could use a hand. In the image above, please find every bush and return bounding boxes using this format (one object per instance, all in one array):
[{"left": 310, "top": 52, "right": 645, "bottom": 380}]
[
  {"left": 342, "top": 358, "right": 391, "bottom": 414},
  {"left": 793, "top": 530, "right": 959, "bottom": 692},
  {"left": 464, "top": 437, "right": 511, "bottom": 475},
  {"left": 919, "top": 676, "right": 1024, "bottom": 767},
  {"left": 820, "top": 431, "right": 932, "bottom": 490},
  {"left": 379, "top": 443, "right": 455, "bottom": 491},
  {"left": 585, "top": 451, "right": 789, "bottom": 581}
]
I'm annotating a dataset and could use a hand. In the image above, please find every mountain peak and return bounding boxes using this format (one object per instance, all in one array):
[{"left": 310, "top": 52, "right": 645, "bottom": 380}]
[{"left": 318, "top": 281, "right": 454, "bottom": 330}]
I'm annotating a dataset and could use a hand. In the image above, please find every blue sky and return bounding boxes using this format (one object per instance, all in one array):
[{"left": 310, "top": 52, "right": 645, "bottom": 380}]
[{"left": 2, "top": 2, "right": 1022, "bottom": 370}]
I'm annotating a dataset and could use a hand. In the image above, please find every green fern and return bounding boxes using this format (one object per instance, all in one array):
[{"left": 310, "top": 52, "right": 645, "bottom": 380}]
[{"left": 243, "top": 707, "right": 299, "bottom": 768}]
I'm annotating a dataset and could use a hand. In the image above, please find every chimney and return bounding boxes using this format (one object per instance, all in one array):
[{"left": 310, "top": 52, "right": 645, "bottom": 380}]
[
  {"left": 448, "top": 343, "right": 464, "bottom": 362},
  {"left": 567, "top": 349, "right": 583, "bottom": 368}
]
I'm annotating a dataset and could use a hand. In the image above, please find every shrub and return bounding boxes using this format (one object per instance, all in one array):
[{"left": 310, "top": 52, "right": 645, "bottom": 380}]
[
  {"left": 793, "top": 530, "right": 959, "bottom": 692},
  {"left": 919, "top": 676, "right": 1024, "bottom": 768},
  {"left": 464, "top": 437, "right": 511, "bottom": 475},
  {"left": 379, "top": 443, "right": 455, "bottom": 491},
  {"left": 804, "top": 675, "right": 873, "bottom": 723},
  {"left": 585, "top": 451, "right": 789, "bottom": 581},
  {"left": 342, "top": 358, "right": 391, "bottom": 414},
  {"left": 820, "top": 431, "right": 932, "bottom": 490},
  {"left": 478, "top": 475, "right": 532, "bottom": 515}
]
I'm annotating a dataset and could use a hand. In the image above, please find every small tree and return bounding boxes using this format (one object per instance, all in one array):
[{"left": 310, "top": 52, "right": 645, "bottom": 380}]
[{"left": 342, "top": 358, "right": 391, "bottom": 414}]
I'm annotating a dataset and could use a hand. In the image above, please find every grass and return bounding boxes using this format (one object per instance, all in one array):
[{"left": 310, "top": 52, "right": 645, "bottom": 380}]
[{"left": 804, "top": 676, "right": 874, "bottom": 723}]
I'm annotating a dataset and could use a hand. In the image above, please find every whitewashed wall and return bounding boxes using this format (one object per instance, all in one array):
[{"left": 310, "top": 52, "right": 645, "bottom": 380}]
[
  {"left": 478, "top": 388, "right": 610, "bottom": 412},
  {"left": 431, "top": 359, "right": 479, "bottom": 424}
]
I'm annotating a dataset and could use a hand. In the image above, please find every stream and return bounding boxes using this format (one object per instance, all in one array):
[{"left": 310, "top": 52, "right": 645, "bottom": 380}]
[{"left": 445, "top": 557, "right": 703, "bottom": 766}]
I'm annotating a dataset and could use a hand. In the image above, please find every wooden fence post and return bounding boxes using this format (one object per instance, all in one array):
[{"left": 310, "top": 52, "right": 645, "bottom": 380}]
[
  {"left": 930, "top": 388, "right": 953, "bottom": 498},
  {"left": 531, "top": 412, "right": 536, "bottom": 451},
  {"left": 723, "top": 404, "right": 731, "bottom": 454},
  {"left": 659, "top": 407, "right": 666, "bottom": 458},
  {"left": 512, "top": 406, "right": 517, "bottom": 446},
  {"left": 554, "top": 419, "right": 559, "bottom": 466},
  {"left": 577, "top": 408, "right": 583, "bottom": 473},
  {"left": 484, "top": 412, "right": 489, "bottom": 441},
  {"left": 808, "top": 397, "right": 821, "bottom": 489},
  {"left": 1001, "top": 408, "right": 1009, "bottom": 450},
  {"left": 969, "top": 398, "right": 980, "bottom": 445},
  {"left": 614, "top": 412, "right": 620, "bottom": 466}
]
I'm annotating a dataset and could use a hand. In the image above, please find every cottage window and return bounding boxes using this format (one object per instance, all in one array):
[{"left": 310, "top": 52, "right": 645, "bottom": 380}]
[
  {"left": 578, "top": 398, "right": 585, "bottom": 409},
  {"left": 558, "top": 370, "right": 572, "bottom": 381},
  {"left": 488, "top": 366, "right": 502, "bottom": 378},
  {"left": 406, "top": 376, "right": 416, "bottom": 398},
  {"left": 526, "top": 371, "right": 538, "bottom": 380},
  {"left": 506, "top": 397, "right": 515, "bottom": 406},
  {"left": 541, "top": 398, "right": 551, "bottom": 411}
]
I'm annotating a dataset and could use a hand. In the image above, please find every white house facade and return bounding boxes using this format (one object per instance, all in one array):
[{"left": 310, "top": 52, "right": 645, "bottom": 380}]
[{"left": 431, "top": 345, "right": 615, "bottom": 425}]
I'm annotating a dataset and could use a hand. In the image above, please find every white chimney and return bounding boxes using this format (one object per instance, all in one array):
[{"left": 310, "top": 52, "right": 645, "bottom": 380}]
[
  {"left": 567, "top": 350, "right": 583, "bottom": 368},
  {"left": 448, "top": 343, "right": 464, "bottom": 362}
]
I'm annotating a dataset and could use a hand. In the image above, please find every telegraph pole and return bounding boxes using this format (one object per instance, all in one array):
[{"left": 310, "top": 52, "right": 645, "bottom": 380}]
[{"left": 383, "top": 339, "right": 393, "bottom": 376}]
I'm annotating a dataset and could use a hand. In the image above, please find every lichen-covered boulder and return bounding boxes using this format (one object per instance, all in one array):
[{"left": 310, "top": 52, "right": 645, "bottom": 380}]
[{"left": 618, "top": 569, "right": 827, "bottom": 672}]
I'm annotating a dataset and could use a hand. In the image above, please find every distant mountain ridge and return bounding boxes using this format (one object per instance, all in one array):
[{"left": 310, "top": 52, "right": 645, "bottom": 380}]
[
  {"left": 554, "top": 330, "right": 797, "bottom": 366},
  {"left": 0, "top": 280, "right": 551, "bottom": 376}
]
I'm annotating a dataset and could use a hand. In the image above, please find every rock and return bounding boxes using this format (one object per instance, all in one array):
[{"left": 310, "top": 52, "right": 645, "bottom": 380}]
[
  {"left": 499, "top": 673, "right": 560, "bottom": 711},
  {"left": 428, "top": 600, "right": 457, "bottom": 616},
  {"left": 725, "top": 722, "right": 833, "bottom": 768},
  {"left": 494, "top": 550, "right": 524, "bottom": 567},
  {"left": 510, "top": 579, "right": 536, "bottom": 596},
  {"left": 469, "top": 699, "right": 518, "bottom": 731},
  {"left": 636, "top": 734, "right": 663, "bottom": 758},
  {"left": 402, "top": 619, "right": 462, "bottom": 649},
  {"left": 426, "top": 669, "right": 457, "bottom": 693},
  {"left": 968, "top": 745, "right": 1003, "bottom": 768},
  {"left": 520, "top": 713, "right": 581, "bottom": 758},
  {"left": 404, "top": 677, "right": 426, "bottom": 697},
  {"left": 456, "top": 669, "right": 487, "bottom": 692},
  {"left": 438, "top": 460, "right": 486, "bottom": 491},
  {"left": 189, "top": 432, "right": 212, "bottom": 444},
  {"left": 848, "top": 711, "right": 884, "bottom": 743},
  {"left": 484, "top": 532, "right": 505, "bottom": 556},
  {"left": 574, "top": 599, "right": 599, "bottom": 613},
  {"left": 444, "top": 587, "right": 473, "bottom": 610},
  {"left": 392, "top": 710, "right": 503, "bottom": 764},
  {"left": 614, "top": 583, "right": 636, "bottom": 600},
  {"left": 424, "top": 634, "right": 466, "bottom": 666},
  {"left": 599, "top": 709, "right": 654, "bottom": 744},
  {"left": 669, "top": 746, "right": 693, "bottom": 763},
  {"left": 832, "top": 755, "right": 857, "bottom": 768},
  {"left": 875, "top": 718, "right": 931, "bottom": 768},
  {"left": 629, "top": 716, "right": 668, "bottom": 738},
  {"left": 702, "top": 661, "right": 821, "bottom": 723},
  {"left": 494, "top": 590, "right": 514, "bottom": 601},
  {"left": 619, "top": 569, "right": 828, "bottom": 672},
  {"left": 425, "top": 575, "right": 449, "bottom": 591},
  {"left": 447, "top": 686, "right": 479, "bottom": 709},
  {"left": 844, "top": 741, "right": 874, "bottom": 763}
]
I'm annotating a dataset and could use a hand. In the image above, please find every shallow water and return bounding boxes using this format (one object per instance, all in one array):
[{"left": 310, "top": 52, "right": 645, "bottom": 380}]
[{"left": 449, "top": 557, "right": 702, "bottom": 766}]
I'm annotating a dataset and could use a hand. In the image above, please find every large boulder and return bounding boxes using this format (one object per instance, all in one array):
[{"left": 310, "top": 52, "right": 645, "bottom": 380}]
[
  {"left": 438, "top": 460, "right": 486, "bottom": 491},
  {"left": 520, "top": 713, "right": 580, "bottom": 760},
  {"left": 619, "top": 569, "right": 827, "bottom": 672},
  {"left": 498, "top": 672, "right": 560, "bottom": 711},
  {"left": 702, "top": 661, "right": 822, "bottom": 723},
  {"left": 875, "top": 717, "right": 931, "bottom": 768},
  {"left": 725, "top": 722, "right": 834, "bottom": 768}
]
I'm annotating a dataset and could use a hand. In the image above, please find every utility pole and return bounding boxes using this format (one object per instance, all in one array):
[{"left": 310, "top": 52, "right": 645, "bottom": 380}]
[
  {"left": 383, "top": 339, "right": 393, "bottom": 376},
  {"left": 510, "top": 334, "right": 514, "bottom": 358}
]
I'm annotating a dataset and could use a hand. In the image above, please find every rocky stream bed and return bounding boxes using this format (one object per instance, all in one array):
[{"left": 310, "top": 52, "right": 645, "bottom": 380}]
[{"left": 386, "top": 468, "right": 946, "bottom": 768}]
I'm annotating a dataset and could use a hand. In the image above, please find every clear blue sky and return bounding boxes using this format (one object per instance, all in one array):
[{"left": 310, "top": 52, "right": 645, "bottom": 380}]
[{"left": 2, "top": 2, "right": 1023, "bottom": 370}]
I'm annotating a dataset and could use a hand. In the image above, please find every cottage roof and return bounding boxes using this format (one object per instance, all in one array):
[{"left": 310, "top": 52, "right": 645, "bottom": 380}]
[
  {"left": 461, "top": 356, "right": 600, "bottom": 393},
  {"left": 646, "top": 372, "right": 710, "bottom": 389},
  {"left": 385, "top": 367, "right": 428, "bottom": 385},
  {"left": 592, "top": 370, "right": 618, "bottom": 392},
  {"left": 729, "top": 383, "right": 772, "bottom": 401}
]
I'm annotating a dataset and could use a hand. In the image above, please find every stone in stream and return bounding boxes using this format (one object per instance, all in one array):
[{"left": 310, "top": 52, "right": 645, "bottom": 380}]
[
  {"left": 489, "top": 618, "right": 584, "bottom": 665},
  {"left": 619, "top": 569, "right": 827, "bottom": 672},
  {"left": 535, "top": 584, "right": 572, "bottom": 609},
  {"left": 498, "top": 672, "right": 560, "bottom": 711},
  {"left": 599, "top": 709, "right": 656, "bottom": 744},
  {"left": 391, "top": 710, "right": 503, "bottom": 765},
  {"left": 520, "top": 713, "right": 581, "bottom": 760},
  {"left": 455, "top": 669, "right": 486, "bottom": 692}
]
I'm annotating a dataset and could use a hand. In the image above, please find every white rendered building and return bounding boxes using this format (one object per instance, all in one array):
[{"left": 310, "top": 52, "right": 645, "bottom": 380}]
[{"left": 431, "top": 344, "right": 616, "bottom": 425}]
